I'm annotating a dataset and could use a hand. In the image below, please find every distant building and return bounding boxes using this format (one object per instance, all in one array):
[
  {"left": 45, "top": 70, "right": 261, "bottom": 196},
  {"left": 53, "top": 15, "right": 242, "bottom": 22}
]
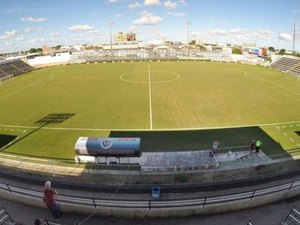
[
  {"left": 42, "top": 45, "right": 55, "bottom": 54},
  {"left": 243, "top": 42, "right": 256, "bottom": 48},
  {"left": 115, "top": 32, "right": 127, "bottom": 42},
  {"left": 127, "top": 32, "right": 136, "bottom": 41},
  {"left": 115, "top": 32, "right": 136, "bottom": 42}
]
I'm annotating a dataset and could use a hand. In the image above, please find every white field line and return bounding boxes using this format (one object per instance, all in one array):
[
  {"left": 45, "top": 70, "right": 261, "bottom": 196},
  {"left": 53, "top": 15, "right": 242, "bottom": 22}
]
[
  {"left": 239, "top": 69, "right": 300, "bottom": 96},
  {"left": 0, "top": 75, "right": 55, "bottom": 100},
  {"left": 275, "top": 124, "right": 300, "bottom": 148},
  {"left": 0, "top": 120, "right": 300, "bottom": 132},
  {"left": 148, "top": 62, "right": 153, "bottom": 130}
]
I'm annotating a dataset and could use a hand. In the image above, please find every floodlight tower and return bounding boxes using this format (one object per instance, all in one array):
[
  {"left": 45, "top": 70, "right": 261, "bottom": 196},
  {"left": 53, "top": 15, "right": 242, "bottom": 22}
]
[
  {"left": 186, "top": 20, "right": 192, "bottom": 57},
  {"left": 108, "top": 21, "right": 113, "bottom": 56},
  {"left": 292, "top": 18, "right": 296, "bottom": 54},
  {"left": 277, "top": 32, "right": 280, "bottom": 50}
]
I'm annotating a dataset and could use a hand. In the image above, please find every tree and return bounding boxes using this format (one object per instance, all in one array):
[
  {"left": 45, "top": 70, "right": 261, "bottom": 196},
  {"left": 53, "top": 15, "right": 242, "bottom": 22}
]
[
  {"left": 279, "top": 49, "right": 286, "bottom": 55},
  {"left": 189, "top": 40, "right": 196, "bottom": 45},
  {"left": 29, "top": 48, "right": 42, "bottom": 54},
  {"left": 232, "top": 48, "right": 242, "bottom": 54},
  {"left": 55, "top": 45, "right": 62, "bottom": 50},
  {"left": 268, "top": 46, "right": 275, "bottom": 52}
]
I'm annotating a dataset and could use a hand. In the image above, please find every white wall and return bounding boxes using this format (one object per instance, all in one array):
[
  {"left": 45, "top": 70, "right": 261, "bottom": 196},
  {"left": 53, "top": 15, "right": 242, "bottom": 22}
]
[{"left": 27, "top": 52, "right": 72, "bottom": 66}]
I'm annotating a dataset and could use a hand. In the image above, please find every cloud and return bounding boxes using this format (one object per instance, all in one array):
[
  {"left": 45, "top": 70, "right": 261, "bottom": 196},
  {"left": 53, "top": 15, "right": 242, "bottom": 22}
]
[
  {"left": 194, "top": 28, "right": 275, "bottom": 42},
  {"left": 255, "top": 29, "right": 273, "bottom": 36},
  {"left": 21, "top": 17, "right": 47, "bottom": 22},
  {"left": 164, "top": 0, "right": 177, "bottom": 9},
  {"left": 24, "top": 27, "right": 42, "bottom": 33},
  {"left": 0, "top": 7, "right": 24, "bottom": 14},
  {"left": 128, "top": 24, "right": 138, "bottom": 31},
  {"left": 0, "top": 30, "right": 17, "bottom": 40},
  {"left": 134, "top": 11, "right": 162, "bottom": 25},
  {"left": 143, "top": 0, "right": 160, "bottom": 6},
  {"left": 15, "top": 35, "right": 24, "bottom": 41},
  {"left": 177, "top": 0, "right": 188, "bottom": 6},
  {"left": 115, "top": 13, "right": 123, "bottom": 18},
  {"left": 106, "top": 0, "right": 121, "bottom": 3},
  {"left": 200, "top": 28, "right": 227, "bottom": 36},
  {"left": 49, "top": 32, "right": 61, "bottom": 37},
  {"left": 293, "top": 9, "right": 300, "bottom": 13},
  {"left": 91, "top": 11, "right": 101, "bottom": 16},
  {"left": 167, "top": 11, "right": 185, "bottom": 17},
  {"left": 68, "top": 24, "right": 98, "bottom": 33},
  {"left": 279, "top": 33, "right": 293, "bottom": 41},
  {"left": 27, "top": 39, "right": 39, "bottom": 44},
  {"left": 230, "top": 28, "right": 273, "bottom": 40},
  {"left": 106, "top": 0, "right": 129, "bottom": 3},
  {"left": 129, "top": 2, "right": 143, "bottom": 9}
]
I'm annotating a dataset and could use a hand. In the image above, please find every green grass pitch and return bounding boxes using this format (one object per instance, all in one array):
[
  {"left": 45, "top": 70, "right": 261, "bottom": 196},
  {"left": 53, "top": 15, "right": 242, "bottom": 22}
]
[{"left": 0, "top": 61, "right": 299, "bottom": 160}]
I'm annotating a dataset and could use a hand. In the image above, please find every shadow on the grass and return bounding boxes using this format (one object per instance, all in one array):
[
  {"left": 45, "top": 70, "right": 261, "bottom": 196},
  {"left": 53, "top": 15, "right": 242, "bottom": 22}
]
[
  {"left": 110, "top": 126, "right": 286, "bottom": 156},
  {"left": 0, "top": 134, "right": 17, "bottom": 149}
]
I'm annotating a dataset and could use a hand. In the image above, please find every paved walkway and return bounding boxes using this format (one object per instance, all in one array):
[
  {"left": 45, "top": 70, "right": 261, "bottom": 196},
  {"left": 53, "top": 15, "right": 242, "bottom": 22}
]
[
  {"left": 0, "top": 150, "right": 297, "bottom": 225},
  {"left": 1, "top": 194, "right": 300, "bottom": 225}
]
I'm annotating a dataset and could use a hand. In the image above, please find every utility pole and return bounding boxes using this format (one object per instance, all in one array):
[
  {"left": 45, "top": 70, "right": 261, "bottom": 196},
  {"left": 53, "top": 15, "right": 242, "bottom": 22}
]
[
  {"left": 186, "top": 20, "right": 191, "bottom": 57},
  {"left": 293, "top": 18, "right": 296, "bottom": 54},
  {"left": 277, "top": 32, "right": 280, "bottom": 50},
  {"left": 108, "top": 21, "right": 113, "bottom": 57}
]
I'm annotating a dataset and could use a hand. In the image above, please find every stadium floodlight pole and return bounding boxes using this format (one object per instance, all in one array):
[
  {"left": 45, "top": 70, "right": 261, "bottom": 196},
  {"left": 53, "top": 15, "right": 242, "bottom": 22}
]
[
  {"left": 108, "top": 21, "right": 113, "bottom": 57},
  {"left": 186, "top": 20, "right": 192, "bottom": 57},
  {"left": 293, "top": 18, "right": 296, "bottom": 54},
  {"left": 277, "top": 32, "right": 280, "bottom": 50}
]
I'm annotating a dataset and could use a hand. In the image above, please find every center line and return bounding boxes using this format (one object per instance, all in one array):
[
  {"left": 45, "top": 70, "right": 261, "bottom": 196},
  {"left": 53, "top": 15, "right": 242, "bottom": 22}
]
[{"left": 148, "top": 63, "right": 153, "bottom": 130}]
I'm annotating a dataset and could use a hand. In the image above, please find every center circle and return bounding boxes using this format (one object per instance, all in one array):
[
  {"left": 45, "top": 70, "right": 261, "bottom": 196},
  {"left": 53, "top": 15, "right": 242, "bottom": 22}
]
[{"left": 120, "top": 70, "right": 180, "bottom": 83}]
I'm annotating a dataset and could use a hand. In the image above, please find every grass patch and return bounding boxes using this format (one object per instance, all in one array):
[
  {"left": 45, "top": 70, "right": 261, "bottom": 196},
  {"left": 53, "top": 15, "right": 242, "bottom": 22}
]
[
  {"left": 110, "top": 126, "right": 285, "bottom": 157},
  {"left": 0, "top": 61, "right": 298, "bottom": 159}
]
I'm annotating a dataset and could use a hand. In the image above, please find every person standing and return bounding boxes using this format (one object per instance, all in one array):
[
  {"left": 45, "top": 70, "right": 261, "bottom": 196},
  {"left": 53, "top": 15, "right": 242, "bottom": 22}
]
[
  {"left": 255, "top": 140, "right": 262, "bottom": 154},
  {"left": 43, "top": 181, "right": 62, "bottom": 219},
  {"left": 212, "top": 140, "right": 220, "bottom": 155},
  {"left": 34, "top": 219, "right": 42, "bottom": 225},
  {"left": 34, "top": 219, "right": 49, "bottom": 225},
  {"left": 250, "top": 140, "right": 255, "bottom": 154}
]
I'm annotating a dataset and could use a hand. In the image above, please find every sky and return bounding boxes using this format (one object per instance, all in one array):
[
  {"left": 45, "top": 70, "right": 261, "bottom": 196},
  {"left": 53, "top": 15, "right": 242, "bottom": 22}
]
[{"left": 0, "top": 0, "right": 300, "bottom": 53}]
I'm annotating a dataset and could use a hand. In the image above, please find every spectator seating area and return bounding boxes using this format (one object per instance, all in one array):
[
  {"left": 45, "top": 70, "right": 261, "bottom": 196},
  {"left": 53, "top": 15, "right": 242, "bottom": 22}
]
[
  {"left": 281, "top": 207, "right": 300, "bottom": 225},
  {"left": 271, "top": 57, "right": 300, "bottom": 77},
  {"left": 247, "top": 207, "right": 300, "bottom": 225},
  {"left": 0, "top": 60, "right": 34, "bottom": 81},
  {"left": 0, "top": 207, "right": 14, "bottom": 225}
]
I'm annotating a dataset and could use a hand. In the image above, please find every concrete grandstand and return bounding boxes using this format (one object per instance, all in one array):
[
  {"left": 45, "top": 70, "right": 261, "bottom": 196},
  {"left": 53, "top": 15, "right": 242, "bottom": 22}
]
[
  {"left": 271, "top": 56, "right": 300, "bottom": 78},
  {"left": 0, "top": 47, "right": 299, "bottom": 224},
  {"left": 18, "top": 43, "right": 270, "bottom": 68},
  {"left": 0, "top": 60, "right": 34, "bottom": 81}
]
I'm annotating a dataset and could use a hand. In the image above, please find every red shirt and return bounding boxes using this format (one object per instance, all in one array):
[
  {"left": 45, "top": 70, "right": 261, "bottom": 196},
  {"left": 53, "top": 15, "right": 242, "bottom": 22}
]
[{"left": 43, "top": 188, "right": 57, "bottom": 207}]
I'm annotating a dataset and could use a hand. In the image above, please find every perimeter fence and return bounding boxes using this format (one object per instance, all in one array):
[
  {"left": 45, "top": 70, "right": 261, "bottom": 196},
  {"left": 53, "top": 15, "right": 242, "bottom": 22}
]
[
  {"left": 0, "top": 177, "right": 300, "bottom": 217},
  {"left": 0, "top": 147, "right": 299, "bottom": 186}
]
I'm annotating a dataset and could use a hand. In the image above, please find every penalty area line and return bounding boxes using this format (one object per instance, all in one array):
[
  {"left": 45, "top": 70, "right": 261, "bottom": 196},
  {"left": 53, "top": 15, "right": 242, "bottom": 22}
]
[{"left": 0, "top": 120, "right": 300, "bottom": 132}]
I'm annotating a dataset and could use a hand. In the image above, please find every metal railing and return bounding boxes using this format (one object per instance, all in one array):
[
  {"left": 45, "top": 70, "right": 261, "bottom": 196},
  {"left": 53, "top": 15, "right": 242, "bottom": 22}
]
[
  {"left": 247, "top": 220, "right": 255, "bottom": 225},
  {"left": 0, "top": 179, "right": 300, "bottom": 212}
]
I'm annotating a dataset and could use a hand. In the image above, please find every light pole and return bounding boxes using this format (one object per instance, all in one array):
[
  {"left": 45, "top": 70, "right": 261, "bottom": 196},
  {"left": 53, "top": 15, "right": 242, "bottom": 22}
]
[
  {"left": 292, "top": 18, "right": 296, "bottom": 54},
  {"left": 186, "top": 20, "right": 192, "bottom": 57},
  {"left": 108, "top": 21, "right": 113, "bottom": 57}
]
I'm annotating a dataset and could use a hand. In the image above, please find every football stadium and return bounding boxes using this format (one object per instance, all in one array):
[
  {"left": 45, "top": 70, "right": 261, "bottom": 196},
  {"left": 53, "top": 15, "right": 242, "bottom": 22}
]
[
  {"left": 0, "top": 60, "right": 299, "bottom": 159},
  {"left": 1, "top": 0, "right": 300, "bottom": 224},
  {"left": 0, "top": 55, "right": 300, "bottom": 221}
]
